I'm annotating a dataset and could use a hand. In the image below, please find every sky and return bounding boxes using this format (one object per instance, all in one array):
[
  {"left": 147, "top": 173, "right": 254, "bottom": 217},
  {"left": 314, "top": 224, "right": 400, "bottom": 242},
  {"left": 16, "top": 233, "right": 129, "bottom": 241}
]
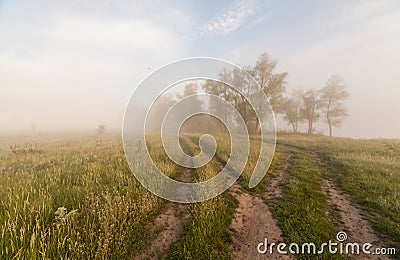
[{"left": 0, "top": 0, "right": 399, "bottom": 138}]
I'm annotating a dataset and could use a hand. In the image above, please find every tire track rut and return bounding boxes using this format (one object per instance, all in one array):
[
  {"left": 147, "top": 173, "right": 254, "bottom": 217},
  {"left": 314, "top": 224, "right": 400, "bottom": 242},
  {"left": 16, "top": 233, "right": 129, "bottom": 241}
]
[
  {"left": 315, "top": 153, "right": 390, "bottom": 260},
  {"left": 218, "top": 158, "right": 293, "bottom": 259},
  {"left": 266, "top": 153, "right": 292, "bottom": 201},
  {"left": 137, "top": 165, "right": 192, "bottom": 259}
]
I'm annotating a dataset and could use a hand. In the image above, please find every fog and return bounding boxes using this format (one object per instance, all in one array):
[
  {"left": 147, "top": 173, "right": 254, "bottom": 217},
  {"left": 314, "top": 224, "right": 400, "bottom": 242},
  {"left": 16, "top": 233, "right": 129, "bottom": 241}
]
[{"left": 1, "top": 1, "right": 399, "bottom": 138}]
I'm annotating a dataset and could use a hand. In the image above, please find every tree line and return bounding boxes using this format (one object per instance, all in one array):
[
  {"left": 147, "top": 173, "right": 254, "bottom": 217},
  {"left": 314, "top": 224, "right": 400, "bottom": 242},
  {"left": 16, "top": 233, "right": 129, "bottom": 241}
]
[
  {"left": 281, "top": 75, "right": 349, "bottom": 136},
  {"left": 148, "top": 52, "right": 349, "bottom": 137}
]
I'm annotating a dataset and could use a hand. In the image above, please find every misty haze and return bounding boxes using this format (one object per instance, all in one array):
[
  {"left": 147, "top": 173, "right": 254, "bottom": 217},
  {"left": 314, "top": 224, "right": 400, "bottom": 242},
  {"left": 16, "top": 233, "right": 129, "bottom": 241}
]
[
  {"left": 1, "top": 1, "right": 399, "bottom": 138},
  {"left": 1, "top": 1, "right": 399, "bottom": 259}
]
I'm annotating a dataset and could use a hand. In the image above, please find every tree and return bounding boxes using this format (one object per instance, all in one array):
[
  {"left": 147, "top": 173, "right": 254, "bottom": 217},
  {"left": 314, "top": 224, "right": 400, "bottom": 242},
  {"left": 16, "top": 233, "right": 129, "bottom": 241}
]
[
  {"left": 300, "top": 89, "right": 321, "bottom": 135},
  {"left": 248, "top": 52, "right": 287, "bottom": 113},
  {"left": 202, "top": 71, "right": 238, "bottom": 133},
  {"left": 321, "top": 75, "right": 349, "bottom": 137},
  {"left": 231, "top": 67, "right": 259, "bottom": 133},
  {"left": 97, "top": 123, "right": 105, "bottom": 134},
  {"left": 246, "top": 53, "right": 287, "bottom": 134},
  {"left": 282, "top": 89, "right": 303, "bottom": 133},
  {"left": 201, "top": 52, "right": 287, "bottom": 135},
  {"left": 146, "top": 93, "right": 176, "bottom": 132},
  {"left": 177, "top": 82, "right": 204, "bottom": 133}
]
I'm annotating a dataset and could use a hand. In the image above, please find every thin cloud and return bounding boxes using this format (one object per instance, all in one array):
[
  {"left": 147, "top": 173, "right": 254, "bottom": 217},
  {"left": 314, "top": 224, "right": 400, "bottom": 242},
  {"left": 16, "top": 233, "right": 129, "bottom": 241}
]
[
  {"left": 199, "top": 1, "right": 254, "bottom": 35},
  {"left": 45, "top": 16, "right": 184, "bottom": 56}
]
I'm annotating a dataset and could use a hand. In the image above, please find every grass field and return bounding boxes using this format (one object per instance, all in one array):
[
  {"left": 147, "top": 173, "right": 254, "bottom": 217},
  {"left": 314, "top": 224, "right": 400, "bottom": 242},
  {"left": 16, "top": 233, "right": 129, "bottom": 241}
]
[{"left": 0, "top": 133, "right": 399, "bottom": 259}]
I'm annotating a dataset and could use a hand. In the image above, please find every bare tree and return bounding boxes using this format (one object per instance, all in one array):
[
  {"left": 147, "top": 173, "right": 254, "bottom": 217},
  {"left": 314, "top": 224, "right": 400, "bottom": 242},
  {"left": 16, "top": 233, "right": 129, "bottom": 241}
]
[
  {"left": 321, "top": 75, "right": 349, "bottom": 137},
  {"left": 300, "top": 89, "right": 321, "bottom": 135},
  {"left": 282, "top": 89, "right": 303, "bottom": 133}
]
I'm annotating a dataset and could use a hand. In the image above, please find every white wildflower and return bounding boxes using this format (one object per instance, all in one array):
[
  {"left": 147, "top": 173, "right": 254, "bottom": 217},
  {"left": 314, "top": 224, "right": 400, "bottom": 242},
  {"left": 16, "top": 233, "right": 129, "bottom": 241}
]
[{"left": 54, "top": 207, "right": 78, "bottom": 225}]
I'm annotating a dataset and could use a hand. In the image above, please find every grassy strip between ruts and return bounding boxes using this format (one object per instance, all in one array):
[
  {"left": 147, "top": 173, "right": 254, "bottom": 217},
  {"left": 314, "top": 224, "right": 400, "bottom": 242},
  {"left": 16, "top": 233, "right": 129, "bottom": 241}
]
[
  {"left": 270, "top": 146, "right": 347, "bottom": 260},
  {"left": 167, "top": 136, "right": 238, "bottom": 260}
]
